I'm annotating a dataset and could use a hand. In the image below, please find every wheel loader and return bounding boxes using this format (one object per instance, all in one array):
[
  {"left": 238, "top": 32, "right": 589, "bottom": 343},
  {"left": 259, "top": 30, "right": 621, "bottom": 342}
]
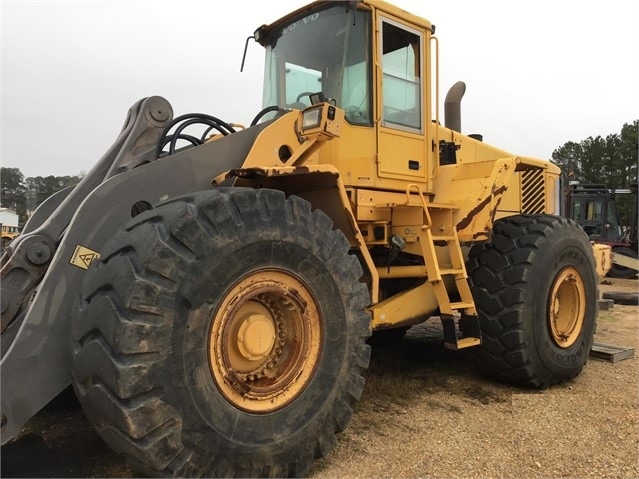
[
  {"left": 561, "top": 181, "right": 638, "bottom": 278},
  {"left": 1, "top": 224, "right": 20, "bottom": 251},
  {"left": 1, "top": 1, "right": 602, "bottom": 477}
]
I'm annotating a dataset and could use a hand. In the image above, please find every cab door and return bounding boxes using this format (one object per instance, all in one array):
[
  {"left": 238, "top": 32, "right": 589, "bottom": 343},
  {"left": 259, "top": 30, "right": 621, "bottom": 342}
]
[{"left": 376, "top": 15, "right": 428, "bottom": 187}]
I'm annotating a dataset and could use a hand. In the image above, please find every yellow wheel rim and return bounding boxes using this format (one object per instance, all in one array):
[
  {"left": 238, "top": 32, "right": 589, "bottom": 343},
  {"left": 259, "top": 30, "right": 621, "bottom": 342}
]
[
  {"left": 208, "top": 269, "right": 322, "bottom": 413},
  {"left": 548, "top": 267, "right": 586, "bottom": 348}
]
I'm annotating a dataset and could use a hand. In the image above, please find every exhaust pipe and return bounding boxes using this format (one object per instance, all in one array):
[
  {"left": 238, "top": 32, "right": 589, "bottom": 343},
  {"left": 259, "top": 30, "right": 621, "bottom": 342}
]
[{"left": 444, "top": 81, "right": 466, "bottom": 133}]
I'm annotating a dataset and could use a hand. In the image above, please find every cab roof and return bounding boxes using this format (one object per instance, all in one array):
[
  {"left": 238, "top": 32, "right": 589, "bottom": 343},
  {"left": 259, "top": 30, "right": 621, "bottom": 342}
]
[{"left": 255, "top": 0, "right": 433, "bottom": 46}]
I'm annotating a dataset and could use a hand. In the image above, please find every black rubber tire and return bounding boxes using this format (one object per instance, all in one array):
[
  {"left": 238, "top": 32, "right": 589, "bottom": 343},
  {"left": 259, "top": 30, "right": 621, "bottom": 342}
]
[
  {"left": 70, "top": 188, "right": 371, "bottom": 478},
  {"left": 609, "top": 246, "right": 638, "bottom": 279},
  {"left": 602, "top": 291, "right": 639, "bottom": 305},
  {"left": 466, "top": 215, "right": 598, "bottom": 389}
]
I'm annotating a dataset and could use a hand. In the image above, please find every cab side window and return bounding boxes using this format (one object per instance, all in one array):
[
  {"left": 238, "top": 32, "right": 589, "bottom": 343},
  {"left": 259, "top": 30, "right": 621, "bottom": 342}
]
[{"left": 381, "top": 20, "right": 422, "bottom": 130}]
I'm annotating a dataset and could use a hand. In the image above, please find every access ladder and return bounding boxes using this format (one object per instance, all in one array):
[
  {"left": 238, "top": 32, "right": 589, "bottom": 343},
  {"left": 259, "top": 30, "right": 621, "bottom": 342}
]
[{"left": 407, "top": 185, "right": 482, "bottom": 350}]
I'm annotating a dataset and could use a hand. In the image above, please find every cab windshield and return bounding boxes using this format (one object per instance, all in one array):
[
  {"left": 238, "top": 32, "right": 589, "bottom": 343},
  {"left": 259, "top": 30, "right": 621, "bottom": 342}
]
[{"left": 261, "top": 4, "right": 371, "bottom": 125}]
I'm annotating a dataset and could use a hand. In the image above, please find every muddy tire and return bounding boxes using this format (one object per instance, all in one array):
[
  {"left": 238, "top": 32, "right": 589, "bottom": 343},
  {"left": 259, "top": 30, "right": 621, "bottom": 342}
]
[
  {"left": 70, "top": 188, "right": 371, "bottom": 477},
  {"left": 609, "top": 246, "right": 638, "bottom": 279},
  {"left": 466, "top": 215, "right": 598, "bottom": 388}
]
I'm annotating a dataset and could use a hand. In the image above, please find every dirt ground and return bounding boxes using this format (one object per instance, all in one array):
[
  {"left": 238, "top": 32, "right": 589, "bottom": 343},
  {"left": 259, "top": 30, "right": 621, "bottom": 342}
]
[{"left": 1, "top": 278, "right": 637, "bottom": 479}]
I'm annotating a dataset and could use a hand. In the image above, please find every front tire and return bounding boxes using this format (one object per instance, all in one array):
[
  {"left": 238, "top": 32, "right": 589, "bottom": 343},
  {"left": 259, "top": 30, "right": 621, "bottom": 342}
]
[
  {"left": 70, "top": 188, "right": 371, "bottom": 477},
  {"left": 466, "top": 215, "right": 598, "bottom": 388}
]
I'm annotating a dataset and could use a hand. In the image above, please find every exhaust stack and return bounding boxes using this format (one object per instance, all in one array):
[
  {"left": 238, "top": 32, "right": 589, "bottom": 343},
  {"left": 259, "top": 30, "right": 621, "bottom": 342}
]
[{"left": 444, "top": 81, "right": 466, "bottom": 133}]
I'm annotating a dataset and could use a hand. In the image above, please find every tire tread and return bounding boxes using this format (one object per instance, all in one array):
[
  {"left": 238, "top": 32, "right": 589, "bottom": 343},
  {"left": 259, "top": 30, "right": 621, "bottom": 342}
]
[{"left": 71, "top": 188, "right": 370, "bottom": 477}]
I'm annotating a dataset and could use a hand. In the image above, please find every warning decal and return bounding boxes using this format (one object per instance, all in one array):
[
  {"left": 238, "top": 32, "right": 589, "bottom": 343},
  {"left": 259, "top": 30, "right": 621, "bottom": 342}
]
[{"left": 70, "top": 245, "right": 101, "bottom": 270}]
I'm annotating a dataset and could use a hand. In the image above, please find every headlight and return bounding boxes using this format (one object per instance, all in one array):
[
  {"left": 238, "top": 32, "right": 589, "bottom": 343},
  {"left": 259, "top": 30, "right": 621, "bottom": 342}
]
[{"left": 302, "top": 107, "right": 322, "bottom": 129}]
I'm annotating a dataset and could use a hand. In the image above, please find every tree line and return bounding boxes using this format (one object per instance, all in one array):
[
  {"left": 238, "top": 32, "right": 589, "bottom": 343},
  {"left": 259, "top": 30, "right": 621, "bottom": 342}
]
[
  {"left": 550, "top": 120, "right": 638, "bottom": 226},
  {"left": 1, "top": 119, "right": 637, "bottom": 227},
  {"left": 0, "top": 168, "right": 84, "bottom": 225}
]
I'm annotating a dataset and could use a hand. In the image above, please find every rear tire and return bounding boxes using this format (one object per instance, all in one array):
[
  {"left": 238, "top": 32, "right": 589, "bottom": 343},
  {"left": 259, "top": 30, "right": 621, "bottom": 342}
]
[
  {"left": 609, "top": 246, "right": 638, "bottom": 279},
  {"left": 70, "top": 188, "right": 371, "bottom": 477},
  {"left": 466, "top": 215, "right": 598, "bottom": 388}
]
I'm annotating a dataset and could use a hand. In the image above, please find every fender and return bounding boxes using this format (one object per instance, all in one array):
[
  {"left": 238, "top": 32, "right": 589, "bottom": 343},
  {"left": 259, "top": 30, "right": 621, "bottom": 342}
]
[
  {"left": 434, "top": 156, "right": 561, "bottom": 241},
  {"left": 221, "top": 164, "right": 379, "bottom": 305}
]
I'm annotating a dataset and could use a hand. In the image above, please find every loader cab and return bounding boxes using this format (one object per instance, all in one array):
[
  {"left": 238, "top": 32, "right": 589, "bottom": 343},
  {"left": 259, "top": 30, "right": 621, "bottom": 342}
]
[
  {"left": 256, "top": 0, "right": 435, "bottom": 190},
  {"left": 568, "top": 184, "right": 624, "bottom": 242},
  {"left": 259, "top": 3, "right": 373, "bottom": 126}
]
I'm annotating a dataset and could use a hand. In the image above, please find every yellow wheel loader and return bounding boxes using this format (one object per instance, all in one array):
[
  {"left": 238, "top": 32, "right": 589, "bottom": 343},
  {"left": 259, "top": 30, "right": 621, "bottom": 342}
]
[
  {"left": 1, "top": 1, "right": 602, "bottom": 477},
  {"left": 0, "top": 224, "right": 19, "bottom": 251}
]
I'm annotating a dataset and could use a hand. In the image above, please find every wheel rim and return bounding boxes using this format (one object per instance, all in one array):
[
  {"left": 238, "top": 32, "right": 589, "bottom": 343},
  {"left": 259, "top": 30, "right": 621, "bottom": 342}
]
[
  {"left": 208, "top": 269, "right": 322, "bottom": 413},
  {"left": 548, "top": 267, "right": 586, "bottom": 348}
]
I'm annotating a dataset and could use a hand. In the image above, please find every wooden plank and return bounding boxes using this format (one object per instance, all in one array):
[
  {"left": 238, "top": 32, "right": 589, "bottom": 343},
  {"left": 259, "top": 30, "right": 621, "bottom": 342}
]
[
  {"left": 590, "top": 342, "right": 635, "bottom": 363},
  {"left": 598, "top": 299, "right": 614, "bottom": 310}
]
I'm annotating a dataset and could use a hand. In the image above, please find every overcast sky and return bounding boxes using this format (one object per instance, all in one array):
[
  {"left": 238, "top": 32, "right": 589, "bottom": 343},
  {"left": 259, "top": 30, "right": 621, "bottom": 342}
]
[{"left": 2, "top": 0, "right": 638, "bottom": 178}]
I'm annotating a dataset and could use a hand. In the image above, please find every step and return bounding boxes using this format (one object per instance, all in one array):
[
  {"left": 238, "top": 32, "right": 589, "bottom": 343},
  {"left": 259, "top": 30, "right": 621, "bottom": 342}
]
[
  {"left": 444, "top": 336, "right": 481, "bottom": 350},
  {"left": 440, "top": 314, "right": 482, "bottom": 350},
  {"left": 449, "top": 301, "right": 475, "bottom": 310},
  {"left": 436, "top": 268, "right": 465, "bottom": 277}
]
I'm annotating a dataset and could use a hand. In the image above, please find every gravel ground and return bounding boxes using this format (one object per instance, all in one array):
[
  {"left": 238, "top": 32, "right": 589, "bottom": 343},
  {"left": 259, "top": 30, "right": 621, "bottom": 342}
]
[
  {"left": 1, "top": 279, "right": 637, "bottom": 478},
  {"left": 310, "top": 277, "right": 639, "bottom": 479}
]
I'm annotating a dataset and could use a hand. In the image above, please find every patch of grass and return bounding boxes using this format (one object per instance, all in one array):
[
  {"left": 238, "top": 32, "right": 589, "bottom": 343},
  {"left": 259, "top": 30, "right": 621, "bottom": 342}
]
[{"left": 597, "top": 311, "right": 620, "bottom": 323}]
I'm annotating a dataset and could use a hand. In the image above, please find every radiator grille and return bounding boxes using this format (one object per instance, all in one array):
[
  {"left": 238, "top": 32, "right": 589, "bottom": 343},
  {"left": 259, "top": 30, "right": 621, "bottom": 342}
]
[{"left": 521, "top": 169, "right": 546, "bottom": 214}]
